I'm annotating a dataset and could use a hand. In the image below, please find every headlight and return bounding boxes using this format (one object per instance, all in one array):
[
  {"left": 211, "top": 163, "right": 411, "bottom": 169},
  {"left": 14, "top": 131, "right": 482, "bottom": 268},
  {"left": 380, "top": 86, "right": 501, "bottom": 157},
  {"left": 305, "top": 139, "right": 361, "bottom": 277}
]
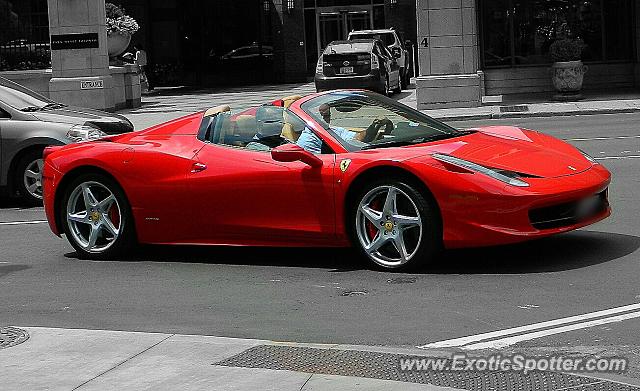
[
  {"left": 66, "top": 125, "right": 106, "bottom": 143},
  {"left": 432, "top": 153, "right": 530, "bottom": 187},
  {"left": 578, "top": 148, "right": 597, "bottom": 164}
]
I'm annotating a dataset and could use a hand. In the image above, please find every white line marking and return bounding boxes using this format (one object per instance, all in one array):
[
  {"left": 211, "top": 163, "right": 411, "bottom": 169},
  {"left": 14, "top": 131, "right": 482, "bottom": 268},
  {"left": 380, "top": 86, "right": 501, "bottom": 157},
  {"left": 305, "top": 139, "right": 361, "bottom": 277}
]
[
  {"left": 595, "top": 155, "right": 640, "bottom": 160},
  {"left": 465, "top": 310, "right": 640, "bottom": 350},
  {"left": 0, "top": 220, "right": 48, "bottom": 226},
  {"left": 566, "top": 135, "right": 640, "bottom": 142},
  {"left": 419, "top": 302, "right": 640, "bottom": 349}
]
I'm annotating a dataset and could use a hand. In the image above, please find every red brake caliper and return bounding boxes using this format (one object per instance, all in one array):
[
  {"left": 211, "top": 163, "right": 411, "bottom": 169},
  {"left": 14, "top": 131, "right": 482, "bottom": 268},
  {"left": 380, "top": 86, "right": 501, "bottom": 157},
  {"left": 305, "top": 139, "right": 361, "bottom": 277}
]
[
  {"left": 366, "top": 198, "right": 381, "bottom": 240},
  {"left": 108, "top": 206, "right": 120, "bottom": 232}
]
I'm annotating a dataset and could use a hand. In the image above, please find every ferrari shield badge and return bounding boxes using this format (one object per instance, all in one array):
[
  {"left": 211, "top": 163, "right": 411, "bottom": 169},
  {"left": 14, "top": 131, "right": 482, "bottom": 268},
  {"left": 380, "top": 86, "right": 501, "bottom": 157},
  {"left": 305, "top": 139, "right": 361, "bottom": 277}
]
[{"left": 340, "top": 159, "right": 352, "bottom": 173}]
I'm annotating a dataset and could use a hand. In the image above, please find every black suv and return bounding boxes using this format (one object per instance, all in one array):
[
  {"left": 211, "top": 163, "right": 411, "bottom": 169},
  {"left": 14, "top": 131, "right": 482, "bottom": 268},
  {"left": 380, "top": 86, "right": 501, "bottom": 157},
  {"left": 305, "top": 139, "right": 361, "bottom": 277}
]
[{"left": 314, "top": 39, "right": 402, "bottom": 96}]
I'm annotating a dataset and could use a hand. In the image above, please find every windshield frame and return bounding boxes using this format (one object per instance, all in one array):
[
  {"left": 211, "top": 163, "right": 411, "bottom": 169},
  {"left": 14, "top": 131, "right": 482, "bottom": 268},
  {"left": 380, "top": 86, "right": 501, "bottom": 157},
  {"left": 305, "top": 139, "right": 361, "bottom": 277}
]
[
  {"left": 300, "top": 91, "right": 461, "bottom": 152},
  {"left": 0, "top": 76, "right": 54, "bottom": 111}
]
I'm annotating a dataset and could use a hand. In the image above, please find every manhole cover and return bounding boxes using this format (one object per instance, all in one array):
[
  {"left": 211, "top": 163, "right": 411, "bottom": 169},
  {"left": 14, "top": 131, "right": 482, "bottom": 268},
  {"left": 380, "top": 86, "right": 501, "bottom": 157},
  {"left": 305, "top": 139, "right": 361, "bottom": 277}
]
[
  {"left": 0, "top": 327, "right": 29, "bottom": 349},
  {"left": 500, "top": 105, "right": 529, "bottom": 113},
  {"left": 341, "top": 290, "right": 368, "bottom": 296},
  {"left": 216, "top": 345, "right": 639, "bottom": 391},
  {"left": 388, "top": 277, "right": 417, "bottom": 284}
]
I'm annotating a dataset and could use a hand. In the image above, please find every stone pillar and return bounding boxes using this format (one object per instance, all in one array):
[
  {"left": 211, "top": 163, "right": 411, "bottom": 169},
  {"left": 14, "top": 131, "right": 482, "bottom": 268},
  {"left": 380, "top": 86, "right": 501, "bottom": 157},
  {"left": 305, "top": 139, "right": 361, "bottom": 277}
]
[
  {"left": 48, "top": 0, "right": 115, "bottom": 111},
  {"left": 272, "top": 0, "right": 307, "bottom": 83},
  {"left": 415, "top": 0, "right": 482, "bottom": 109}
]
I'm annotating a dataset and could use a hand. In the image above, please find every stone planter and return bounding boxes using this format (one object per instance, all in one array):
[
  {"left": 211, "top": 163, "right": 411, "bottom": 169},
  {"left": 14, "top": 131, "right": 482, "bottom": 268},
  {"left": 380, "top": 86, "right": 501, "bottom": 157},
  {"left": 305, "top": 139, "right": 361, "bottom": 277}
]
[
  {"left": 107, "top": 32, "right": 131, "bottom": 58},
  {"left": 551, "top": 60, "right": 588, "bottom": 100}
]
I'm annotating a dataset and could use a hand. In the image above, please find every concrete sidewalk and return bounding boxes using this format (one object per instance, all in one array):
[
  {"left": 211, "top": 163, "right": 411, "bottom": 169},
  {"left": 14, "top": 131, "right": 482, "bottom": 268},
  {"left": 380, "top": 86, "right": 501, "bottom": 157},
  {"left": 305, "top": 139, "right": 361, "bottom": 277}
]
[
  {"left": 3, "top": 326, "right": 640, "bottom": 391},
  {"left": 423, "top": 98, "right": 640, "bottom": 122},
  {"left": 0, "top": 326, "right": 457, "bottom": 391},
  {"left": 122, "top": 82, "right": 640, "bottom": 130}
]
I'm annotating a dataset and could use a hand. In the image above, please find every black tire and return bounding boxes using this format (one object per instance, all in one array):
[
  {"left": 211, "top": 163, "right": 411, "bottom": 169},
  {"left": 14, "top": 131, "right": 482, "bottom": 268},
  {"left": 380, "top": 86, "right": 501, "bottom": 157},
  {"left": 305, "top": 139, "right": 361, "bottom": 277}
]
[
  {"left": 382, "top": 75, "right": 390, "bottom": 96},
  {"left": 61, "top": 173, "right": 136, "bottom": 259},
  {"left": 400, "top": 67, "right": 410, "bottom": 89},
  {"left": 15, "top": 149, "right": 44, "bottom": 206},
  {"left": 348, "top": 178, "right": 442, "bottom": 272},
  {"left": 393, "top": 75, "right": 402, "bottom": 94}
]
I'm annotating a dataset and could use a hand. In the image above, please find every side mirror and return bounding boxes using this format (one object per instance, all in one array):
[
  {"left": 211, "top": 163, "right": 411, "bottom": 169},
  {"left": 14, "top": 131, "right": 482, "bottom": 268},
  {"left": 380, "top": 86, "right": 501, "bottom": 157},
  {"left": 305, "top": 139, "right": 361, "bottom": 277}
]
[
  {"left": 391, "top": 47, "right": 402, "bottom": 59},
  {"left": 271, "top": 144, "right": 323, "bottom": 168}
]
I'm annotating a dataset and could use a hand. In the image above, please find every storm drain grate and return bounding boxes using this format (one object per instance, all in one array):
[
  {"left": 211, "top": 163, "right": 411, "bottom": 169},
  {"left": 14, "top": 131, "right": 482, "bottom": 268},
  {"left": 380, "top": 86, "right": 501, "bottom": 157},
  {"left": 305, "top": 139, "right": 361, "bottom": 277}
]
[
  {"left": 215, "top": 345, "right": 638, "bottom": 391},
  {"left": 0, "top": 326, "right": 29, "bottom": 349},
  {"left": 500, "top": 105, "right": 530, "bottom": 113}
]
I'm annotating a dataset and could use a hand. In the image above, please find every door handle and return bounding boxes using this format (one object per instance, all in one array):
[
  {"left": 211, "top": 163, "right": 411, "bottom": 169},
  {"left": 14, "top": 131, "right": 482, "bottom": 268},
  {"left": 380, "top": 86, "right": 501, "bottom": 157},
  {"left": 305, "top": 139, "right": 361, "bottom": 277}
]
[{"left": 191, "top": 162, "right": 207, "bottom": 173}]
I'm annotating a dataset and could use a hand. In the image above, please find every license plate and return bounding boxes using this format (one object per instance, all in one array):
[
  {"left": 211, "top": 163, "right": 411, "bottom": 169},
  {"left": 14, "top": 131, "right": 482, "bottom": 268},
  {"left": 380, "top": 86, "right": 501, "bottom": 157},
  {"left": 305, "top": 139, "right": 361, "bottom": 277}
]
[{"left": 340, "top": 66, "right": 354, "bottom": 74}]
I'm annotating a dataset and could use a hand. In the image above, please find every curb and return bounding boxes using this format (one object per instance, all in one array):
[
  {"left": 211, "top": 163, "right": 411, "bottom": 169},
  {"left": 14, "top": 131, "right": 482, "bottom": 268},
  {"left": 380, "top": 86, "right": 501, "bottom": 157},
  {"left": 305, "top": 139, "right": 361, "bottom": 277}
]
[{"left": 431, "top": 107, "right": 640, "bottom": 122}]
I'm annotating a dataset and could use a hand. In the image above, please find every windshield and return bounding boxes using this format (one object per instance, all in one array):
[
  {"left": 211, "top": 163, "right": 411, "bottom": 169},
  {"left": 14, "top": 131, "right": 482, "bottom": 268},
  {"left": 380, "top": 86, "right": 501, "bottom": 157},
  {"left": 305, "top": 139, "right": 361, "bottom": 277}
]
[
  {"left": 325, "top": 42, "right": 372, "bottom": 54},
  {"left": 0, "top": 77, "right": 54, "bottom": 111},
  {"left": 351, "top": 32, "right": 395, "bottom": 46},
  {"left": 301, "top": 91, "right": 463, "bottom": 151}
]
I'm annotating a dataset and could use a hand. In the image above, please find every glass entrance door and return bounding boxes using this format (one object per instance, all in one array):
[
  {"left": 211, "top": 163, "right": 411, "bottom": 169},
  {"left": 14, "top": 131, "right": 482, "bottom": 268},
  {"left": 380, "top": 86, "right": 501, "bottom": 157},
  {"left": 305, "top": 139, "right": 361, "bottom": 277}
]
[{"left": 316, "top": 6, "right": 372, "bottom": 55}]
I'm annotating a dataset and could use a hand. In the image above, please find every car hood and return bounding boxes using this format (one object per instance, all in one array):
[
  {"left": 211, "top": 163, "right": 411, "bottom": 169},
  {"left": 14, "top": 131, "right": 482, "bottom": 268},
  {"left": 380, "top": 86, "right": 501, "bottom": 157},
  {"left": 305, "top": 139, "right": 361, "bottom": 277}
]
[
  {"left": 417, "top": 126, "right": 592, "bottom": 178},
  {"left": 31, "top": 106, "right": 134, "bottom": 134}
]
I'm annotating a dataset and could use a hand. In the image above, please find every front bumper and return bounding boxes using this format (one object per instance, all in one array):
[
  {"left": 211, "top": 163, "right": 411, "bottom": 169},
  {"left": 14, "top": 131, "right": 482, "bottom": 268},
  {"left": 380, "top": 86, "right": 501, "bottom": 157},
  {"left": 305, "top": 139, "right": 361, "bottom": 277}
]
[
  {"left": 431, "top": 164, "right": 612, "bottom": 249},
  {"left": 315, "top": 71, "right": 384, "bottom": 93},
  {"left": 42, "top": 159, "right": 63, "bottom": 237}
]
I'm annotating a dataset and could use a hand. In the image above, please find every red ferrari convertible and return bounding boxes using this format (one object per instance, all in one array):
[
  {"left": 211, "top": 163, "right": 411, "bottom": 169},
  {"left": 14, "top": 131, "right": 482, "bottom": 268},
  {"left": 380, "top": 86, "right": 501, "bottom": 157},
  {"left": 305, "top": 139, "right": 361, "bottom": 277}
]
[{"left": 42, "top": 90, "right": 611, "bottom": 270}]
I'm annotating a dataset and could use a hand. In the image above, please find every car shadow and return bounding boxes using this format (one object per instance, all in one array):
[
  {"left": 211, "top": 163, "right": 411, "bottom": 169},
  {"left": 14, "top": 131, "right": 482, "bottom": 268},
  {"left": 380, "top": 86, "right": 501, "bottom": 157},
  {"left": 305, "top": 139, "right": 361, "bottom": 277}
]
[
  {"left": 65, "top": 245, "right": 366, "bottom": 272},
  {"left": 63, "top": 230, "right": 639, "bottom": 275},
  {"left": 430, "top": 230, "right": 640, "bottom": 274},
  {"left": 0, "top": 196, "right": 38, "bottom": 210}
]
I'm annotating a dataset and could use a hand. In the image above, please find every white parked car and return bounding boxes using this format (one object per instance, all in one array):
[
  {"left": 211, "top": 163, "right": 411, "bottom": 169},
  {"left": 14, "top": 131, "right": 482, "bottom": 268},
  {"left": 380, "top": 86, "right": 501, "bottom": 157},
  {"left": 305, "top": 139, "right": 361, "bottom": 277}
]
[{"left": 348, "top": 28, "right": 410, "bottom": 89}]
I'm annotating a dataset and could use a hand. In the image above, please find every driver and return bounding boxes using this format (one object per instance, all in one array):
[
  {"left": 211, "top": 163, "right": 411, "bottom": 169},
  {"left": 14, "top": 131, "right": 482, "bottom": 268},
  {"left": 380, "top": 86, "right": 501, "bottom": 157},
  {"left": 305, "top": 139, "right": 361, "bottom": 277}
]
[{"left": 296, "top": 104, "right": 393, "bottom": 154}]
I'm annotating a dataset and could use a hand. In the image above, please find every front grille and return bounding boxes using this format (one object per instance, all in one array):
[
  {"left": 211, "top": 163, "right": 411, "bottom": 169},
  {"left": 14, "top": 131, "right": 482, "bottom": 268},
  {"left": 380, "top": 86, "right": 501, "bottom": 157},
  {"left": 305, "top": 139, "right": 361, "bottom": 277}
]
[{"left": 529, "top": 190, "right": 609, "bottom": 230}]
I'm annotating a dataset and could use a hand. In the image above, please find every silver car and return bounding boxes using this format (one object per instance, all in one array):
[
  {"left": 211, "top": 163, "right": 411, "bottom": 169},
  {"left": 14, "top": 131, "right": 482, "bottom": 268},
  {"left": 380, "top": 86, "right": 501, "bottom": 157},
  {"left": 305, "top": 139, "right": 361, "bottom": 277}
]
[{"left": 0, "top": 76, "right": 133, "bottom": 205}]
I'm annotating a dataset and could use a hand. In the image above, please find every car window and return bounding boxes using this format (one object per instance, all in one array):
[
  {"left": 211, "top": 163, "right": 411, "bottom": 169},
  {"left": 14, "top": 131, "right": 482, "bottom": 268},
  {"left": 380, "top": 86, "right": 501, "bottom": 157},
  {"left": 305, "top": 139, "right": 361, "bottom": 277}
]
[
  {"left": 377, "top": 42, "right": 392, "bottom": 59},
  {"left": 351, "top": 32, "right": 396, "bottom": 46},
  {"left": 325, "top": 42, "right": 372, "bottom": 54},
  {"left": 0, "top": 107, "right": 10, "bottom": 119},
  {"left": 0, "top": 78, "right": 54, "bottom": 111},
  {"left": 302, "top": 91, "right": 460, "bottom": 152}
]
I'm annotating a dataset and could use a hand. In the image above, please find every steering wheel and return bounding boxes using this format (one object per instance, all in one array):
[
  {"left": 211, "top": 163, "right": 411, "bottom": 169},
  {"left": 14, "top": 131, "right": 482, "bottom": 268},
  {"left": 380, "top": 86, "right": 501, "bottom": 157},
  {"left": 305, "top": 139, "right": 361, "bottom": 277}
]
[{"left": 363, "top": 117, "right": 394, "bottom": 142}]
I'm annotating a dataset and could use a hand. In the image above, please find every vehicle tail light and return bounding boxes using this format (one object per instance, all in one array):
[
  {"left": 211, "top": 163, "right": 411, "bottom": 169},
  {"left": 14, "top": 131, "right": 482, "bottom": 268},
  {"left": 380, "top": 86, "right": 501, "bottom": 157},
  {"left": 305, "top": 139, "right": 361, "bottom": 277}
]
[
  {"left": 371, "top": 54, "right": 379, "bottom": 69},
  {"left": 315, "top": 56, "right": 324, "bottom": 74}
]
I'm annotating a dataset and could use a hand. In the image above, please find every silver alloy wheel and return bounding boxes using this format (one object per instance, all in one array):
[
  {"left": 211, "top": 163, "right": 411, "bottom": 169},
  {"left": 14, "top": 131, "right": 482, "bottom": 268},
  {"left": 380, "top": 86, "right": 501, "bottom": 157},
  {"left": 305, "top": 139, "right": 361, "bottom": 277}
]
[
  {"left": 66, "top": 181, "right": 122, "bottom": 254},
  {"left": 23, "top": 158, "right": 44, "bottom": 200},
  {"left": 355, "top": 185, "right": 423, "bottom": 268}
]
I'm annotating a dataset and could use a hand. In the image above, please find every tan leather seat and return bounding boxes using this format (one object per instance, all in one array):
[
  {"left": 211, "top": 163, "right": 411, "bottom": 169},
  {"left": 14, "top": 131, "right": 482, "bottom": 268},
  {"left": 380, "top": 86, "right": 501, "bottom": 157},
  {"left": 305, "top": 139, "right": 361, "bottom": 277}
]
[
  {"left": 281, "top": 96, "right": 302, "bottom": 142},
  {"left": 204, "top": 105, "right": 231, "bottom": 117}
]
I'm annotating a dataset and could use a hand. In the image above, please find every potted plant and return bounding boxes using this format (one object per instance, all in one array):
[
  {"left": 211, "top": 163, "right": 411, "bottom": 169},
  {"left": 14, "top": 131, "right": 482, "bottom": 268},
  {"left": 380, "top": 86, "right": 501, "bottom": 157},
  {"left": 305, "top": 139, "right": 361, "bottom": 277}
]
[
  {"left": 106, "top": 3, "right": 139, "bottom": 58},
  {"left": 549, "top": 38, "right": 587, "bottom": 100}
]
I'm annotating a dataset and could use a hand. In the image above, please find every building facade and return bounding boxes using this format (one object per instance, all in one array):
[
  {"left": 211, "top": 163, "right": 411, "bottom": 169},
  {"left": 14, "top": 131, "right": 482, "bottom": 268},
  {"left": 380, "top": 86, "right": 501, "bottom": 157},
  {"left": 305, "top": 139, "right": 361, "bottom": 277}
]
[
  {"left": 1, "top": 0, "right": 638, "bottom": 108},
  {"left": 110, "top": 0, "right": 417, "bottom": 86},
  {"left": 415, "top": 0, "right": 640, "bottom": 108}
]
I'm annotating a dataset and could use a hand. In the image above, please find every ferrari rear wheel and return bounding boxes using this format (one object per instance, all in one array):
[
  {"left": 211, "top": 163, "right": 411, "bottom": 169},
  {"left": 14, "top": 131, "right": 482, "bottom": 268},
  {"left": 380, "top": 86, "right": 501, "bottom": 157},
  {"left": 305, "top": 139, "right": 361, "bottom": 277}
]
[
  {"left": 352, "top": 180, "right": 440, "bottom": 271},
  {"left": 61, "top": 174, "right": 135, "bottom": 259}
]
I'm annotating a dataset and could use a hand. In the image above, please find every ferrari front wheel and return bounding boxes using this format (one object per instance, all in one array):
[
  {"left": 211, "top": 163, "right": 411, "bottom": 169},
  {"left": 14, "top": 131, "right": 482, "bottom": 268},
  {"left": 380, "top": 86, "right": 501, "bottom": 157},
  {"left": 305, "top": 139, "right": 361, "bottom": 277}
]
[
  {"left": 61, "top": 174, "right": 135, "bottom": 259},
  {"left": 352, "top": 180, "right": 440, "bottom": 271}
]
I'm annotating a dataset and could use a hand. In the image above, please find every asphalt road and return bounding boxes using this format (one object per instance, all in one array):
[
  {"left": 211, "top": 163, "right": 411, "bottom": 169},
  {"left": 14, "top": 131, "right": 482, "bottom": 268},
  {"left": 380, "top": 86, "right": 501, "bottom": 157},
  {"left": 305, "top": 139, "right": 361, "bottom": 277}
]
[{"left": 1, "top": 113, "right": 638, "bottom": 359}]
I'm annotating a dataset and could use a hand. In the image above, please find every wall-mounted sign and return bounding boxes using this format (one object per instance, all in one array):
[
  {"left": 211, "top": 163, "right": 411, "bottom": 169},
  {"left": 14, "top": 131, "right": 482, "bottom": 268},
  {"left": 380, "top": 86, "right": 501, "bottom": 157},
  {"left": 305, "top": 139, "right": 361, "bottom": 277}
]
[
  {"left": 51, "top": 33, "right": 99, "bottom": 50},
  {"left": 80, "top": 80, "right": 104, "bottom": 90}
]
